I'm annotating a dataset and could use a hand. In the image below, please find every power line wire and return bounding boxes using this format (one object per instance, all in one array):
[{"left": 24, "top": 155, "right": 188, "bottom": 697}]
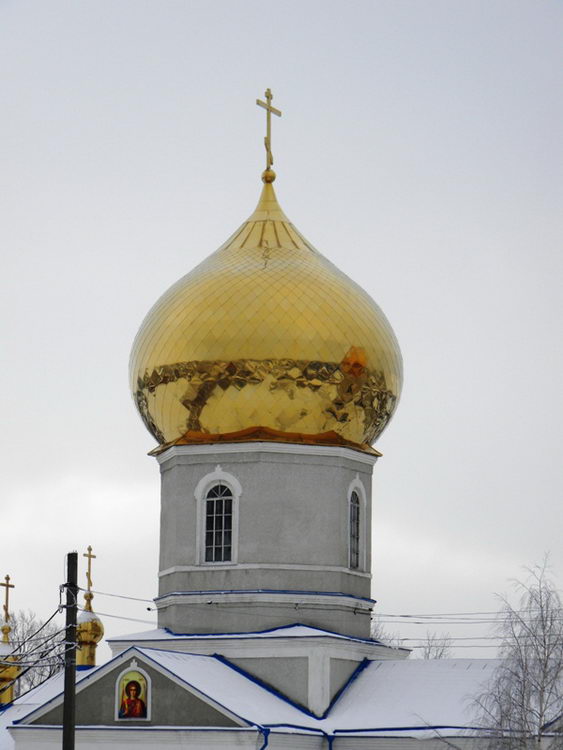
[
  {"left": 80, "top": 586, "right": 563, "bottom": 620},
  {"left": 79, "top": 587, "right": 153, "bottom": 604},
  {"left": 78, "top": 608, "right": 157, "bottom": 626},
  {"left": 2, "top": 609, "right": 64, "bottom": 660}
]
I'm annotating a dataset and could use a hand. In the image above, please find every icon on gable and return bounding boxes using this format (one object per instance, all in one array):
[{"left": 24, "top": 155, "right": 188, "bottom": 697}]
[{"left": 117, "top": 669, "right": 149, "bottom": 719}]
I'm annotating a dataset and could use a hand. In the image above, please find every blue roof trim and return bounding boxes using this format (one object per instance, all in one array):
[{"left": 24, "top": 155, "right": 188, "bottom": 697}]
[
  {"left": 155, "top": 589, "right": 375, "bottom": 603},
  {"left": 333, "top": 725, "right": 492, "bottom": 734},
  {"left": 262, "top": 723, "right": 325, "bottom": 734},
  {"left": 321, "top": 658, "right": 371, "bottom": 718},
  {"left": 211, "top": 653, "right": 318, "bottom": 719},
  {"left": 258, "top": 726, "right": 270, "bottom": 750},
  {"left": 12, "top": 723, "right": 497, "bottom": 736}
]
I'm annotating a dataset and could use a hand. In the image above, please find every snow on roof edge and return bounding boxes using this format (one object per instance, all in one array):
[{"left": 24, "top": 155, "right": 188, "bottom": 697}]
[{"left": 107, "top": 622, "right": 397, "bottom": 647}]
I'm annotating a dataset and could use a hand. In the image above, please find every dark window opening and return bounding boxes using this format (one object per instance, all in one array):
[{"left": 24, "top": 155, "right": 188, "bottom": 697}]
[
  {"left": 205, "top": 484, "right": 233, "bottom": 562},
  {"left": 349, "top": 491, "right": 360, "bottom": 569}
]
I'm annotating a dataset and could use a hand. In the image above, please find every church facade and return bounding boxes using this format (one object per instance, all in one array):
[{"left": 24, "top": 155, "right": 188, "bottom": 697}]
[{"left": 1, "top": 93, "right": 499, "bottom": 749}]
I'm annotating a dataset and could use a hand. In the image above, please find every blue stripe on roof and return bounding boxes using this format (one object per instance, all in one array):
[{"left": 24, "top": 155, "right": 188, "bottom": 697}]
[
  {"left": 211, "top": 653, "right": 318, "bottom": 719},
  {"left": 321, "top": 658, "right": 371, "bottom": 718}
]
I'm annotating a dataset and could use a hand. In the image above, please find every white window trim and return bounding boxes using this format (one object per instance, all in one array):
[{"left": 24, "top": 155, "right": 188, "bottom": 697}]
[
  {"left": 194, "top": 465, "right": 241, "bottom": 566},
  {"left": 114, "top": 659, "right": 152, "bottom": 722},
  {"left": 347, "top": 474, "right": 367, "bottom": 572}
]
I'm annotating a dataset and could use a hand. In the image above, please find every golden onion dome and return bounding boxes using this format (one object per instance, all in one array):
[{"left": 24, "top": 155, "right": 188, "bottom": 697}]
[
  {"left": 76, "top": 594, "right": 104, "bottom": 668},
  {"left": 130, "top": 171, "right": 402, "bottom": 453}
]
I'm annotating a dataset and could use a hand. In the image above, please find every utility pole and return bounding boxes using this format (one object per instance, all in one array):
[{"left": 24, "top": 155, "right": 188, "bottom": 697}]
[{"left": 62, "top": 552, "right": 78, "bottom": 750}]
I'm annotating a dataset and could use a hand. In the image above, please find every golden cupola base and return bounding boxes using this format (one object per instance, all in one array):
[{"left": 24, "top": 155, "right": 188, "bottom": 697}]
[{"left": 130, "top": 174, "right": 402, "bottom": 452}]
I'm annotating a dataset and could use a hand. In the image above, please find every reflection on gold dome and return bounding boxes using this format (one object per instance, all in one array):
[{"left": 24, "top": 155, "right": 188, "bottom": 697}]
[{"left": 130, "top": 176, "right": 402, "bottom": 452}]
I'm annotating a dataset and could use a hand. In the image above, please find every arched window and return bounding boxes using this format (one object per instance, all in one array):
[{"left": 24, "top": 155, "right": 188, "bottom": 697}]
[
  {"left": 194, "top": 466, "right": 241, "bottom": 565},
  {"left": 349, "top": 491, "right": 360, "bottom": 569},
  {"left": 205, "top": 483, "right": 233, "bottom": 562}
]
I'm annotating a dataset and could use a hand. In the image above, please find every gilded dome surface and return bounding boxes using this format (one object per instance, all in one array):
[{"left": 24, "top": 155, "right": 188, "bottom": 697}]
[{"left": 130, "top": 179, "right": 402, "bottom": 451}]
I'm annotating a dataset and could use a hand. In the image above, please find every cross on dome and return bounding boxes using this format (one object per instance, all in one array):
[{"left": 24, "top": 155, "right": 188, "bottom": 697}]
[
  {"left": 0, "top": 576, "right": 14, "bottom": 625},
  {"left": 256, "top": 88, "right": 282, "bottom": 173},
  {"left": 83, "top": 545, "right": 96, "bottom": 593},
  {"left": 82, "top": 545, "right": 97, "bottom": 612}
]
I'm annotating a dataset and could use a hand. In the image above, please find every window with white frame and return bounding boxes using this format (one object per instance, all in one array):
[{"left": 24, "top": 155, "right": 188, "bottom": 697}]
[
  {"left": 349, "top": 490, "right": 360, "bottom": 569},
  {"left": 194, "top": 465, "right": 241, "bottom": 565},
  {"left": 204, "top": 483, "right": 233, "bottom": 562}
]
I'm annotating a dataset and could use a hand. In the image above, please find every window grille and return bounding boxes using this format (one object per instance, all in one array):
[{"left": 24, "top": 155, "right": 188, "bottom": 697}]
[
  {"left": 205, "top": 483, "right": 233, "bottom": 562},
  {"left": 349, "top": 491, "right": 360, "bottom": 569}
]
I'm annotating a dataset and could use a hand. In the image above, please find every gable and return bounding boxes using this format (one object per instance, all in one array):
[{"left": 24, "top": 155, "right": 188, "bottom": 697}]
[{"left": 32, "top": 658, "right": 240, "bottom": 728}]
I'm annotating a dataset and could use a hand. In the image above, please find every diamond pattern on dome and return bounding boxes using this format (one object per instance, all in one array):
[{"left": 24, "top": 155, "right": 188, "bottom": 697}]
[{"left": 130, "top": 182, "right": 402, "bottom": 449}]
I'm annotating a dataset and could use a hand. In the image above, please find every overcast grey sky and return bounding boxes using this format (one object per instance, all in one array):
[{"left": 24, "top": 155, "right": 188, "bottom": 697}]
[{"left": 1, "top": 0, "right": 562, "bottom": 658}]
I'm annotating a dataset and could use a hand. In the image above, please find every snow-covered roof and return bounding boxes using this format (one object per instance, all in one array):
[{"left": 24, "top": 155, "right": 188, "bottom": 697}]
[
  {"left": 135, "top": 647, "right": 314, "bottom": 726},
  {"left": 2, "top": 650, "right": 502, "bottom": 747},
  {"left": 0, "top": 672, "right": 67, "bottom": 750},
  {"left": 107, "top": 623, "right": 385, "bottom": 645},
  {"left": 322, "top": 658, "right": 499, "bottom": 735}
]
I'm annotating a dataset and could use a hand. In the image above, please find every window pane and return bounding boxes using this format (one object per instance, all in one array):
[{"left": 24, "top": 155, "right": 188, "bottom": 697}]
[
  {"left": 350, "top": 491, "right": 360, "bottom": 569},
  {"left": 204, "top": 485, "right": 234, "bottom": 564}
]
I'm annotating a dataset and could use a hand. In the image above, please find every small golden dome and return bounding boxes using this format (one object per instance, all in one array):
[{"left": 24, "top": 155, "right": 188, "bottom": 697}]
[
  {"left": 77, "top": 610, "right": 104, "bottom": 645},
  {"left": 130, "top": 180, "right": 402, "bottom": 451},
  {"left": 76, "top": 597, "right": 104, "bottom": 668}
]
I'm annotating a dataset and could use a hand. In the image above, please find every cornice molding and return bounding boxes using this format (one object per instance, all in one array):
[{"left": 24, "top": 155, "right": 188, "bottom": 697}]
[
  {"left": 156, "top": 441, "right": 378, "bottom": 467},
  {"left": 155, "top": 590, "right": 374, "bottom": 611},
  {"left": 159, "top": 563, "right": 371, "bottom": 579}
]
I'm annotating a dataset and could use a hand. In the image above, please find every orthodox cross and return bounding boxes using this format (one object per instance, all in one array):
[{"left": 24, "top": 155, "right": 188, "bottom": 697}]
[
  {"left": 83, "top": 546, "right": 96, "bottom": 593},
  {"left": 256, "top": 88, "right": 282, "bottom": 169},
  {"left": 1, "top": 575, "right": 14, "bottom": 624}
]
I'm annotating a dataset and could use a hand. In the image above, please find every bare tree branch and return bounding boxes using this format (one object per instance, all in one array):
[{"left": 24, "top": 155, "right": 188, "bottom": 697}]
[
  {"left": 474, "top": 558, "right": 563, "bottom": 750},
  {"left": 419, "top": 631, "right": 453, "bottom": 660},
  {"left": 8, "top": 609, "right": 65, "bottom": 695},
  {"left": 370, "top": 614, "right": 402, "bottom": 649}
]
